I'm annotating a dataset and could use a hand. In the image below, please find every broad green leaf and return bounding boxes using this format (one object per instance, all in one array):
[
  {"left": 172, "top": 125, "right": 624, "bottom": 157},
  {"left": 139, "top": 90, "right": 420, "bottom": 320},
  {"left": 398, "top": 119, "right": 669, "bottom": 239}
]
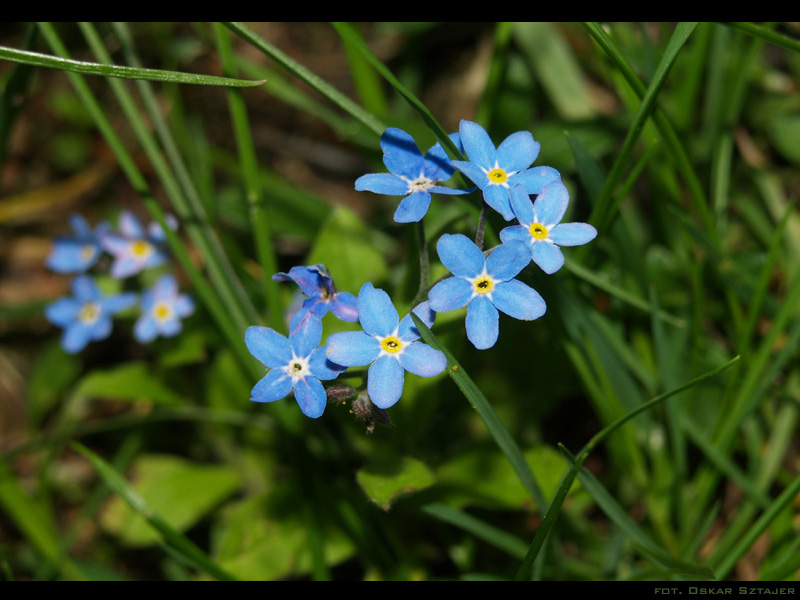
[
  {"left": 356, "top": 456, "right": 436, "bottom": 511},
  {"left": 765, "top": 113, "right": 800, "bottom": 165},
  {"left": 100, "top": 453, "right": 242, "bottom": 548},
  {"left": 73, "top": 361, "right": 184, "bottom": 405}
]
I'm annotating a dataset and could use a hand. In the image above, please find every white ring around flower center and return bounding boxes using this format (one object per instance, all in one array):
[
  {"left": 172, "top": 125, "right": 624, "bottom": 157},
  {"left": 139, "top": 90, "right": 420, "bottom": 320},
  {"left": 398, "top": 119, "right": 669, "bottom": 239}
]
[
  {"left": 284, "top": 355, "right": 311, "bottom": 382},
  {"left": 469, "top": 271, "right": 495, "bottom": 297},
  {"left": 152, "top": 301, "right": 173, "bottom": 322},
  {"left": 79, "top": 302, "right": 101, "bottom": 324},
  {"left": 406, "top": 175, "right": 435, "bottom": 193}
]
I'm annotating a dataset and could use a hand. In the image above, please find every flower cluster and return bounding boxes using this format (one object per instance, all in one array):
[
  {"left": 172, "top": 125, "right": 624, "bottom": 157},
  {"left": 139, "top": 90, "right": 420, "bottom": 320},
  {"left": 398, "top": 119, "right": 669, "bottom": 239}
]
[
  {"left": 244, "top": 120, "right": 597, "bottom": 425},
  {"left": 44, "top": 210, "right": 194, "bottom": 353}
]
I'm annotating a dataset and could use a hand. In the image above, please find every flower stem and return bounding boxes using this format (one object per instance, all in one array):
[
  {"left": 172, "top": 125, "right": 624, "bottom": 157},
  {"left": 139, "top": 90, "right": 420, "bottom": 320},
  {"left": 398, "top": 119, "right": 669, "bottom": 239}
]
[
  {"left": 475, "top": 202, "right": 488, "bottom": 250},
  {"left": 411, "top": 220, "right": 430, "bottom": 307}
]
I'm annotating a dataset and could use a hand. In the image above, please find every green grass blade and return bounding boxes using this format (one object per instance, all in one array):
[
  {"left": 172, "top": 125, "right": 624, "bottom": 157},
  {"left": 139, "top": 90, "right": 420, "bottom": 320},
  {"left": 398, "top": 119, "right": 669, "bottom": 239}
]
[
  {"left": 410, "top": 313, "right": 547, "bottom": 512},
  {"left": 723, "top": 22, "right": 800, "bottom": 53},
  {"left": 71, "top": 442, "right": 237, "bottom": 581},
  {"left": 0, "top": 42, "right": 265, "bottom": 87}
]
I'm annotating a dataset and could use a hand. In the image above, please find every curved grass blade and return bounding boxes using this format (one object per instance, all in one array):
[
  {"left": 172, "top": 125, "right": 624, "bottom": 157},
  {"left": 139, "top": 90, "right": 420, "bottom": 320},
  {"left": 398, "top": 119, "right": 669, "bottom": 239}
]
[
  {"left": 0, "top": 42, "right": 265, "bottom": 87},
  {"left": 723, "top": 22, "right": 800, "bottom": 53},
  {"left": 72, "top": 442, "right": 237, "bottom": 581},
  {"left": 514, "top": 355, "right": 739, "bottom": 580},
  {"left": 222, "top": 21, "right": 385, "bottom": 137},
  {"left": 410, "top": 313, "right": 547, "bottom": 512}
]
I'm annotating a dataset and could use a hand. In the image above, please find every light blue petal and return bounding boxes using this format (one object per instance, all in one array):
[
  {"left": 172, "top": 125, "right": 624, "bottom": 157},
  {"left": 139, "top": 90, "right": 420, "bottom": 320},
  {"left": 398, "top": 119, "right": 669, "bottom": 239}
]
[
  {"left": 356, "top": 282, "right": 398, "bottom": 337},
  {"left": 496, "top": 130, "right": 539, "bottom": 172},
  {"left": 531, "top": 241, "right": 565, "bottom": 274},
  {"left": 509, "top": 184, "right": 535, "bottom": 226},
  {"left": 102, "top": 292, "right": 138, "bottom": 314},
  {"left": 100, "top": 232, "right": 132, "bottom": 256},
  {"left": 119, "top": 211, "right": 144, "bottom": 238},
  {"left": 174, "top": 295, "right": 195, "bottom": 318},
  {"left": 273, "top": 265, "right": 327, "bottom": 298},
  {"left": 393, "top": 190, "right": 431, "bottom": 223},
  {"left": 499, "top": 225, "right": 532, "bottom": 245},
  {"left": 491, "top": 279, "right": 546, "bottom": 321},
  {"left": 69, "top": 214, "right": 92, "bottom": 237},
  {"left": 451, "top": 160, "right": 488, "bottom": 189},
  {"left": 289, "top": 312, "right": 323, "bottom": 357},
  {"left": 354, "top": 173, "right": 409, "bottom": 196},
  {"left": 422, "top": 138, "right": 456, "bottom": 181},
  {"left": 509, "top": 165, "right": 561, "bottom": 195},
  {"left": 134, "top": 315, "right": 158, "bottom": 343},
  {"left": 47, "top": 240, "right": 97, "bottom": 272},
  {"left": 62, "top": 322, "right": 92, "bottom": 353},
  {"left": 549, "top": 222, "right": 598, "bottom": 247},
  {"left": 428, "top": 185, "right": 473, "bottom": 195},
  {"left": 485, "top": 240, "right": 531, "bottom": 282},
  {"left": 398, "top": 342, "right": 446, "bottom": 377},
  {"left": 142, "top": 248, "right": 169, "bottom": 270},
  {"left": 427, "top": 277, "right": 473, "bottom": 313},
  {"left": 292, "top": 376, "right": 327, "bottom": 419},
  {"left": 250, "top": 369, "right": 293, "bottom": 403},
  {"left": 90, "top": 316, "right": 113, "bottom": 341},
  {"left": 397, "top": 300, "right": 436, "bottom": 342},
  {"left": 110, "top": 255, "right": 144, "bottom": 279},
  {"left": 45, "top": 297, "right": 80, "bottom": 327},
  {"left": 325, "top": 330, "right": 380, "bottom": 367},
  {"left": 71, "top": 275, "right": 100, "bottom": 302},
  {"left": 380, "top": 127, "right": 425, "bottom": 178},
  {"left": 459, "top": 120, "right": 496, "bottom": 169},
  {"left": 154, "top": 273, "right": 178, "bottom": 299},
  {"left": 245, "top": 326, "right": 292, "bottom": 368},
  {"left": 436, "top": 233, "right": 484, "bottom": 278},
  {"left": 483, "top": 184, "right": 515, "bottom": 221},
  {"left": 159, "top": 317, "right": 182, "bottom": 338},
  {"left": 466, "top": 295, "right": 499, "bottom": 350},
  {"left": 533, "top": 180, "right": 569, "bottom": 227},
  {"left": 367, "top": 355, "right": 405, "bottom": 409},
  {"left": 309, "top": 346, "right": 346, "bottom": 381},
  {"left": 329, "top": 292, "right": 358, "bottom": 322}
]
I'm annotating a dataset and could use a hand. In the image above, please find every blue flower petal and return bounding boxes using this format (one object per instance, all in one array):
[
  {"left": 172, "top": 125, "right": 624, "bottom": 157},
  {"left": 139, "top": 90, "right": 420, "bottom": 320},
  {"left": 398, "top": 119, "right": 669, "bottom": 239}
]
[
  {"left": 47, "top": 239, "right": 97, "bottom": 273},
  {"left": 498, "top": 225, "right": 531, "bottom": 245},
  {"left": 325, "top": 330, "right": 380, "bottom": 367},
  {"left": 101, "top": 292, "right": 138, "bottom": 315},
  {"left": 422, "top": 135, "right": 459, "bottom": 181},
  {"left": 496, "top": 131, "right": 539, "bottom": 173},
  {"left": 62, "top": 322, "right": 92, "bottom": 354},
  {"left": 134, "top": 314, "right": 158, "bottom": 343},
  {"left": 159, "top": 317, "right": 182, "bottom": 338},
  {"left": 69, "top": 214, "right": 92, "bottom": 237},
  {"left": 509, "top": 184, "right": 535, "bottom": 226},
  {"left": 292, "top": 376, "right": 327, "bottom": 419},
  {"left": 174, "top": 295, "right": 195, "bottom": 318},
  {"left": 154, "top": 273, "right": 177, "bottom": 298},
  {"left": 548, "top": 222, "right": 598, "bottom": 247},
  {"left": 531, "top": 241, "right": 565, "bottom": 274},
  {"left": 110, "top": 255, "right": 144, "bottom": 279},
  {"left": 436, "top": 233, "right": 484, "bottom": 278},
  {"left": 427, "top": 277, "right": 473, "bottom": 313},
  {"left": 509, "top": 166, "right": 561, "bottom": 196},
  {"left": 483, "top": 184, "right": 515, "bottom": 221},
  {"left": 491, "top": 279, "right": 546, "bottom": 321},
  {"left": 393, "top": 190, "right": 431, "bottom": 223},
  {"left": 309, "top": 346, "right": 346, "bottom": 381},
  {"left": 397, "top": 300, "right": 436, "bottom": 342},
  {"left": 245, "top": 326, "right": 293, "bottom": 368},
  {"left": 250, "top": 369, "right": 293, "bottom": 403},
  {"left": 367, "top": 354, "right": 405, "bottom": 409},
  {"left": 100, "top": 232, "right": 132, "bottom": 255},
  {"left": 45, "top": 297, "right": 80, "bottom": 327},
  {"left": 90, "top": 315, "right": 113, "bottom": 341},
  {"left": 485, "top": 240, "right": 530, "bottom": 282},
  {"left": 398, "top": 342, "right": 446, "bottom": 377},
  {"left": 380, "top": 128, "right": 425, "bottom": 178},
  {"left": 119, "top": 211, "right": 145, "bottom": 238},
  {"left": 356, "top": 282, "right": 398, "bottom": 337},
  {"left": 451, "top": 160, "right": 488, "bottom": 189},
  {"left": 329, "top": 292, "right": 358, "bottom": 322},
  {"left": 289, "top": 312, "right": 323, "bottom": 357},
  {"left": 354, "top": 173, "right": 409, "bottom": 196},
  {"left": 466, "top": 295, "right": 499, "bottom": 350},
  {"left": 533, "top": 180, "right": 569, "bottom": 226},
  {"left": 428, "top": 185, "right": 473, "bottom": 195},
  {"left": 71, "top": 275, "right": 100, "bottom": 302},
  {"left": 459, "top": 120, "right": 496, "bottom": 169}
]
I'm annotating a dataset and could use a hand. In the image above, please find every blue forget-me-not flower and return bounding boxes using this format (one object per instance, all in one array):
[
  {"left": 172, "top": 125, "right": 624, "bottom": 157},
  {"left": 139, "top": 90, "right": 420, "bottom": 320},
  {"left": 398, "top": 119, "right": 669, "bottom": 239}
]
[
  {"left": 134, "top": 273, "right": 195, "bottom": 343},
  {"left": 451, "top": 120, "right": 561, "bottom": 221},
  {"left": 45, "top": 275, "right": 137, "bottom": 353},
  {"left": 46, "top": 214, "right": 109, "bottom": 273},
  {"left": 325, "top": 283, "right": 446, "bottom": 409},
  {"left": 355, "top": 127, "right": 471, "bottom": 223},
  {"left": 499, "top": 182, "right": 597, "bottom": 275},
  {"left": 427, "top": 234, "right": 546, "bottom": 350},
  {"left": 245, "top": 312, "right": 345, "bottom": 419},
  {"left": 273, "top": 264, "right": 359, "bottom": 330},
  {"left": 100, "top": 211, "right": 175, "bottom": 279}
]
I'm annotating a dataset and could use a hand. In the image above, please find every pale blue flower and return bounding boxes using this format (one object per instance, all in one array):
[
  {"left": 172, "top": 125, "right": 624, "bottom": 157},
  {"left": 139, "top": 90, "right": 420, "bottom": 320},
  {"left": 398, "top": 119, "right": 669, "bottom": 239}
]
[
  {"left": 499, "top": 182, "right": 597, "bottom": 274},
  {"left": 355, "top": 128, "right": 471, "bottom": 223},
  {"left": 427, "top": 234, "right": 546, "bottom": 350},
  {"left": 272, "top": 264, "right": 358, "bottom": 330},
  {"left": 245, "top": 312, "right": 344, "bottom": 419},
  {"left": 46, "top": 214, "right": 109, "bottom": 273},
  {"left": 100, "top": 211, "right": 176, "bottom": 279},
  {"left": 451, "top": 120, "right": 561, "bottom": 221},
  {"left": 45, "top": 275, "right": 137, "bottom": 353},
  {"left": 325, "top": 283, "right": 446, "bottom": 409},
  {"left": 134, "top": 274, "right": 195, "bottom": 343}
]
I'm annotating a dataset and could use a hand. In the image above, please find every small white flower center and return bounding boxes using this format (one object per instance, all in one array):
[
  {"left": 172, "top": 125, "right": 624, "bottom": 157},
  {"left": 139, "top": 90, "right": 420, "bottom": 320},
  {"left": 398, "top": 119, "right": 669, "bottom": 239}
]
[
  {"left": 407, "top": 175, "right": 435, "bottom": 193},
  {"left": 152, "top": 301, "right": 173, "bottom": 322},
  {"left": 284, "top": 355, "right": 311, "bottom": 383},
  {"left": 81, "top": 244, "right": 96, "bottom": 262},
  {"left": 78, "top": 302, "right": 101, "bottom": 324}
]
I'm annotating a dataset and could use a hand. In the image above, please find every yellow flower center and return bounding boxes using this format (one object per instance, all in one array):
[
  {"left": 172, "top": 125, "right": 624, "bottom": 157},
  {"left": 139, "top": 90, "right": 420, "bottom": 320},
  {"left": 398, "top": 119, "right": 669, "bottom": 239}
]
[
  {"left": 529, "top": 223, "right": 549, "bottom": 240},
  {"left": 152, "top": 301, "right": 172, "bottom": 322},
  {"left": 130, "top": 240, "right": 152, "bottom": 258},
  {"left": 78, "top": 302, "right": 100, "bottom": 324},
  {"left": 473, "top": 275, "right": 494, "bottom": 295},
  {"left": 487, "top": 168, "right": 508, "bottom": 184},
  {"left": 81, "top": 244, "right": 96, "bottom": 261},
  {"left": 380, "top": 335, "right": 403, "bottom": 354}
]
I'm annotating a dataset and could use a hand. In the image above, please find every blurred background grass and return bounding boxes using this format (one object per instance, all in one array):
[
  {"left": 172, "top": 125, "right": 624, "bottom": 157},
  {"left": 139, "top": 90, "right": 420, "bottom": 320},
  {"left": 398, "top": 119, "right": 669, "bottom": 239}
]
[{"left": 1, "top": 22, "right": 800, "bottom": 581}]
